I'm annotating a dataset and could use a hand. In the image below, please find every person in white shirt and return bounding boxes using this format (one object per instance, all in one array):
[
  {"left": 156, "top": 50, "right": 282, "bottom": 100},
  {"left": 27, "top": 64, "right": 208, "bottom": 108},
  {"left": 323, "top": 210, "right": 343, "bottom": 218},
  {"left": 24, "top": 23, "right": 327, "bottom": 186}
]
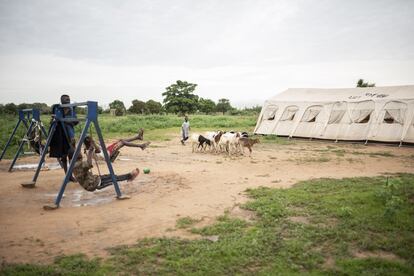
[{"left": 181, "top": 116, "right": 190, "bottom": 145}]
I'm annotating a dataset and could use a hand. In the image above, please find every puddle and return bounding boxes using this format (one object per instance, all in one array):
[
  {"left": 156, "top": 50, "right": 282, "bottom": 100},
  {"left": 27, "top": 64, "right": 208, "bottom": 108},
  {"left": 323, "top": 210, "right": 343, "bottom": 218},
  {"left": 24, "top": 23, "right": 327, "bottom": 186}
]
[
  {"left": 14, "top": 162, "right": 61, "bottom": 171},
  {"left": 52, "top": 178, "right": 146, "bottom": 207}
]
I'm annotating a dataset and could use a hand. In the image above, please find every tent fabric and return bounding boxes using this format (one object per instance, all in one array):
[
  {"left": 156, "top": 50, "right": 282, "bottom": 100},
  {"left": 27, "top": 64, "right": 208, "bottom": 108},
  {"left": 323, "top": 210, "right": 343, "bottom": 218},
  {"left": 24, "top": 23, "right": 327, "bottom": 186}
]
[
  {"left": 254, "top": 85, "right": 414, "bottom": 143},
  {"left": 328, "top": 110, "right": 346, "bottom": 124}
]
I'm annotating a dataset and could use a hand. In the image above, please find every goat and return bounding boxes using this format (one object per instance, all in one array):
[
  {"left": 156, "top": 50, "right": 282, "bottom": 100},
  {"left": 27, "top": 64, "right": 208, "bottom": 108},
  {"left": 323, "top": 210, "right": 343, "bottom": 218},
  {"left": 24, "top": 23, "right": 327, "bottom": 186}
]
[
  {"left": 218, "top": 132, "right": 241, "bottom": 155},
  {"left": 239, "top": 137, "right": 260, "bottom": 156},
  {"left": 190, "top": 133, "right": 211, "bottom": 153},
  {"left": 204, "top": 131, "right": 223, "bottom": 153},
  {"left": 198, "top": 135, "right": 212, "bottom": 151}
]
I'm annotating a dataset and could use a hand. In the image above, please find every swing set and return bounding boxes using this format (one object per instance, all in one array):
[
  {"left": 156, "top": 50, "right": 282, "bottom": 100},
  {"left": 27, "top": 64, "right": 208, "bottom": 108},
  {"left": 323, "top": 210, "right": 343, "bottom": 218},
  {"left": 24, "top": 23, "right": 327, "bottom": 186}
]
[
  {"left": 21, "top": 101, "right": 128, "bottom": 210},
  {"left": 0, "top": 108, "right": 48, "bottom": 172}
]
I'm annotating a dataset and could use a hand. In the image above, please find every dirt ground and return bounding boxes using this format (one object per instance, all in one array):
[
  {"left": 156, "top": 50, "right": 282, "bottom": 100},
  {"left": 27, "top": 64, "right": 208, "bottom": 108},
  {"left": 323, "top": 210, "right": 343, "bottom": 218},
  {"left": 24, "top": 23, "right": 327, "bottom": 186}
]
[{"left": 0, "top": 138, "right": 413, "bottom": 264}]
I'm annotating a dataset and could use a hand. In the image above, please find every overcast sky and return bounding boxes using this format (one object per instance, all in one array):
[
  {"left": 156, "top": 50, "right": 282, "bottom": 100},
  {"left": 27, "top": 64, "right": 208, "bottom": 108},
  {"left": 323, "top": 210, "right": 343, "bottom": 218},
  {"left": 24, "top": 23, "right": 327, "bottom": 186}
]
[{"left": 0, "top": 0, "right": 413, "bottom": 108}]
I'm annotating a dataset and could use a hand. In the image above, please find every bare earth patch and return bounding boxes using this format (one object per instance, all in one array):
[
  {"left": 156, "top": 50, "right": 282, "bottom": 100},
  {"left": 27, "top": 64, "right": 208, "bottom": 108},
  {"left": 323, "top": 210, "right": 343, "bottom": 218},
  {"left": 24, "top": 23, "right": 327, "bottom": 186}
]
[
  {"left": 288, "top": 216, "right": 310, "bottom": 224},
  {"left": 0, "top": 139, "right": 413, "bottom": 264},
  {"left": 352, "top": 249, "right": 404, "bottom": 262}
]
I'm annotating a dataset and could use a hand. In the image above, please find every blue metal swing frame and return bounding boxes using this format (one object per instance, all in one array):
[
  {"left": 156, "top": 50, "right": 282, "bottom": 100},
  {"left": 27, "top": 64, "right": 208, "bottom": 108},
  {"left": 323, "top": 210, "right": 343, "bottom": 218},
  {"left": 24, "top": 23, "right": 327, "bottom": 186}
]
[
  {"left": 0, "top": 108, "right": 48, "bottom": 172},
  {"left": 22, "top": 101, "right": 124, "bottom": 209}
]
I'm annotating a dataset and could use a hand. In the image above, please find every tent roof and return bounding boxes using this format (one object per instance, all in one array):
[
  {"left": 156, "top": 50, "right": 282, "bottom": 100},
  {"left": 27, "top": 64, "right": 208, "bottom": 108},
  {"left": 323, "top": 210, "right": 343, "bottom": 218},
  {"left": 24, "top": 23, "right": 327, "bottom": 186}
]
[{"left": 268, "top": 85, "right": 414, "bottom": 103}]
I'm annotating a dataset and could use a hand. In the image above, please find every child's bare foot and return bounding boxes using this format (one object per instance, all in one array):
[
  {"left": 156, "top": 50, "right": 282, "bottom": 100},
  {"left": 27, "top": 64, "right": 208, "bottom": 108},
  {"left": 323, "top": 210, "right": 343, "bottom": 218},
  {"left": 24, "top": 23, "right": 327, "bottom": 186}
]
[
  {"left": 141, "top": 142, "right": 151, "bottom": 150},
  {"left": 129, "top": 168, "right": 140, "bottom": 182},
  {"left": 137, "top": 128, "right": 144, "bottom": 140}
]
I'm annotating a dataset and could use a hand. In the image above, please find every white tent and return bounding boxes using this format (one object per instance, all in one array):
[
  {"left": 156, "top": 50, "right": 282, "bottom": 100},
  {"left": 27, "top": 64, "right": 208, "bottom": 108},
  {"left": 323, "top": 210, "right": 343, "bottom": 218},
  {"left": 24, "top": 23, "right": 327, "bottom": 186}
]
[{"left": 254, "top": 85, "right": 414, "bottom": 144}]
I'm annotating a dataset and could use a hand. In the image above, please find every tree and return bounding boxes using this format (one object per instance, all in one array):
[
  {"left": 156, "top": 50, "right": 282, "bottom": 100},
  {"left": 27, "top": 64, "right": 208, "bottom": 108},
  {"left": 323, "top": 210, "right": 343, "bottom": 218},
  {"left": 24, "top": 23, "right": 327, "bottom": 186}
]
[
  {"left": 4, "top": 103, "right": 17, "bottom": 114},
  {"left": 198, "top": 98, "right": 216, "bottom": 114},
  {"left": 109, "top": 100, "right": 126, "bottom": 116},
  {"left": 216, "top": 98, "right": 232, "bottom": 115},
  {"left": 128, "top": 100, "right": 146, "bottom": 114},
  {"left": 162, "top": 80, "right": 199, "bottom": 114},
  {"left": 357, "top": 79, "right": 375, "bottom": 88},
  {"left": 17, "top": 103, "right": 30, "bottom": 110},
  {"left": 145, "top": 100, "right": 163, "bottom": 114},
  {"left": 32, "top": 102, "right": 51, "bottom": 114}
]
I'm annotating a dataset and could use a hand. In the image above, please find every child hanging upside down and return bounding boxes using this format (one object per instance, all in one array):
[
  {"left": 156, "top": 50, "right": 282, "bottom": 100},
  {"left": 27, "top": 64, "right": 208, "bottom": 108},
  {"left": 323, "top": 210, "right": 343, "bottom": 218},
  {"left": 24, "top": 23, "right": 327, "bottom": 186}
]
[
  {"left": 72, "top": 146, "right": 140, "bottom": 192},
  {"left": 84, "top": 128, "right": 150, "bottom": 162}
]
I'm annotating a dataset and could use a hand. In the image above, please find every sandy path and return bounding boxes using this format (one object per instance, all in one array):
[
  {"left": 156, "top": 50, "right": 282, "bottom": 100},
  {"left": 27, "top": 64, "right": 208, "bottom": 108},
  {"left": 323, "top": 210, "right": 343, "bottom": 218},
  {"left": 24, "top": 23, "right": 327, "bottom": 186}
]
[{"left": 0, "top": 139, "right": 413, "bottom": 264}]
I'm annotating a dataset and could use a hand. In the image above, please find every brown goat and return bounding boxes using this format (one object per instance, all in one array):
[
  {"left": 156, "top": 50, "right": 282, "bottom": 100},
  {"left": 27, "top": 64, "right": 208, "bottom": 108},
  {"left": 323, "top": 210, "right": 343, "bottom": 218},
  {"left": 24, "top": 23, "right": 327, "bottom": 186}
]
[{"left": 238, "top": 137, "right": 260, "bottom": 156}]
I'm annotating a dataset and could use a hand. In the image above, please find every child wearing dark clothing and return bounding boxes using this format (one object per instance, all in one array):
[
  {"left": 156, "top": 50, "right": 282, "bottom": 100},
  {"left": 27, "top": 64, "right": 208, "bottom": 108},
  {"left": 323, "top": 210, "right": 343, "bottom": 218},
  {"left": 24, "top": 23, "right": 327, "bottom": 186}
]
[{"left": 72, "top": 146, "right": 139, "bottom": 192}]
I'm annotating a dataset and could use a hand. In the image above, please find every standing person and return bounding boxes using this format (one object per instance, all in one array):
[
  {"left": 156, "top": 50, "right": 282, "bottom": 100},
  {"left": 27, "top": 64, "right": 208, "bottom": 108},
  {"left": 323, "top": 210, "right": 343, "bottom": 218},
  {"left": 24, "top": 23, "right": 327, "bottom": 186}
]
[
  {"left": 49, "top": 94, "right": 77, "bottom": 181},
  {"left": 181, "top": 116, "right": 190, "bottom": 145}
]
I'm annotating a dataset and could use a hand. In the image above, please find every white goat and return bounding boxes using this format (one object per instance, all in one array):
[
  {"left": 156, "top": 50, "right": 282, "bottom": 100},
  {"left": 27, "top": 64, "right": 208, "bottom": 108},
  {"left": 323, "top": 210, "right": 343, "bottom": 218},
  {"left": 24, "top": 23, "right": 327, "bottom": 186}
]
[{"left": 218, "top": 132, "right": 241, "bottom": 155}]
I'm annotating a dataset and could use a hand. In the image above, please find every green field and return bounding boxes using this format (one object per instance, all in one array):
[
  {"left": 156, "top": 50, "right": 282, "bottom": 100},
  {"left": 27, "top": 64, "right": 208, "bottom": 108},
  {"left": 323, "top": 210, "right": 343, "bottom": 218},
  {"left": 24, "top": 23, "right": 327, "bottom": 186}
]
[
  {"left": 0, "top": 114, "right": 259, "bottom": 159},
  {"left": 1, "top": 174, "right": 413, "bottom": 275}
]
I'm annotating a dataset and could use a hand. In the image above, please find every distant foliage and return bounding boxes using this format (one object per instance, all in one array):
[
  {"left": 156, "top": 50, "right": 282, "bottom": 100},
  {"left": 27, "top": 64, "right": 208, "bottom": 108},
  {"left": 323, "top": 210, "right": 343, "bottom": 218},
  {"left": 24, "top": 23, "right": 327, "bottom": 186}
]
[
  {"left": 357, "top": 79, "right": 375, "bottom": 88},
  {"left": 145, "top": 100, "right": 163, "bottom": 114},
  {"left": 216, "top": 98, "right": 232, "bottom": 115},
  {"left": 128, "top": 100, "right": 146, "bottom": 114},
  {"left": 109, "top": 100, "right": 126, "bottom": 116},
  {"left": 128, "top": 99, "right": 162, "bottom": 114},
  {"left": 3, "top": 103, "right": 18, "bottom": 114},
  {"left": 198, "top": 98, "right": 216, "bottom": 114},
  {"left": 162, "top": 80, "right": 199, "bottom": 114}
]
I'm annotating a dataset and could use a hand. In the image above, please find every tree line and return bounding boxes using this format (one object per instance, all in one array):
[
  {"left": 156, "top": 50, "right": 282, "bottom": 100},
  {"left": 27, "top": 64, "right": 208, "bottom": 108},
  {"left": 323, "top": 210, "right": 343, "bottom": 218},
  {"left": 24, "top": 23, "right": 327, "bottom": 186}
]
[
  {"left": 0, "top": 79, "right": 374, "bottom": 116},
  {"left": 0, "top": 80, "right": 261, "bottom": 116}
]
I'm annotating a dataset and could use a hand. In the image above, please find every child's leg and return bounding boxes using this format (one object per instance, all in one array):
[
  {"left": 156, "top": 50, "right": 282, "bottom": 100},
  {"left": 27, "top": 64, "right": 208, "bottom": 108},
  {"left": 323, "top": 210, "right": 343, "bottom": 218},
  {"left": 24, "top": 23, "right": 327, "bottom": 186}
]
[
  {"left": 123, "top": 128, "right": 144, "bottom": 142},
  {"left": 120, "top": 141, "right": 150, "bottom": 150},
  {"left": 97, "top": 173, "right": 132, "bottom": 189},
  {"left": 97, "top": 169, "right": 139, "bottom": 189}
]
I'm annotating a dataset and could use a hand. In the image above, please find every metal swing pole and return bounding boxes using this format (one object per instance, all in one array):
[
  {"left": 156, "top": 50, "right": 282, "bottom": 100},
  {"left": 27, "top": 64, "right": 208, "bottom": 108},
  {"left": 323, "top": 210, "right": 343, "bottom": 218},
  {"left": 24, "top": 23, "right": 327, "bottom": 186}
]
[
  {"left": 93, "top": 120, "right": 123, "bottom": 198},
  {"left": 88, "top": 101, "right": 123, "bottom": 198},
  {"left": 52, "top": 119, "right": 91, "bottom": 208},
  {"left": 32, "top": 108, "right": 48, "bottom": 137},
  {"left": 21, "top": 120, "right": 57, "bottom": 188},
  {"left": 0, "top": 119, "right": 22, "bottom": 161},
  {"left": 0, "top": 110, "right": 30, "bottom": 161},
  {"left": 8, "top": 120, "right": 36, "bottom": 172}
]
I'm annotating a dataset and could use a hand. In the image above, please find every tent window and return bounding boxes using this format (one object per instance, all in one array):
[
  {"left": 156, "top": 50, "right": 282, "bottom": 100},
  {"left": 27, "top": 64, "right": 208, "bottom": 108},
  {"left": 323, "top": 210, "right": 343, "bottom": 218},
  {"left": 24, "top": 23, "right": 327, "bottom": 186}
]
[
  {"left": 383, "top": 109, "right": 404, "bottom": 124},
  {"left": 280, "top": 106, "right": 298, "bottom": 121},
  {"left": 265, "top": 106, "right": 278, "bottom": 120},
  {"left": 328, "top": 110, "right": 346, "bottom": 124},
  {"left": 301, "top": 107, "right": 322, "bottom": 122},
  {"left": 352, "top": 110, "right": 372, "bottom": 123}
]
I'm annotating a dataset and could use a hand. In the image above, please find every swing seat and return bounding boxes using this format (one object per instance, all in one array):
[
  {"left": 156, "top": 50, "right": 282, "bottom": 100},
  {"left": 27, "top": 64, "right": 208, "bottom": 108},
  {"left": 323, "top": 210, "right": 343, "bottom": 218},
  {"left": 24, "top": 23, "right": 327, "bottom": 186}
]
[
  {"left": 21, "top": 181, "right": 36, "bottom": 188},
  {"left": 43, "top": 204, "right": 59, "bottom": 210}
]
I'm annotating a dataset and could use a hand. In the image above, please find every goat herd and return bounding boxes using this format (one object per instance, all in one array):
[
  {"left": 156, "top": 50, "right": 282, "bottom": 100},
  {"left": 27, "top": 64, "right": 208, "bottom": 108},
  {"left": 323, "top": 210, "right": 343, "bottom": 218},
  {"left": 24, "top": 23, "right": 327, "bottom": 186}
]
[{"left": 189, "top": 131, "right": 260, "bottom": 156}]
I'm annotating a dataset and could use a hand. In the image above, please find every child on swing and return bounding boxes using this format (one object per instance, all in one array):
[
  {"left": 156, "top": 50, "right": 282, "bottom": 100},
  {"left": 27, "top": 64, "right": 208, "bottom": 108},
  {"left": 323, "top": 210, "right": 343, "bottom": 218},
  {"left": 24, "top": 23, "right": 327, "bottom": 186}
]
[
  {"left": 84, "top": 128, "right": 150, "bottom": 162},
  {"left": 71, "top": 146, "right": 140, "bottom": 192}
]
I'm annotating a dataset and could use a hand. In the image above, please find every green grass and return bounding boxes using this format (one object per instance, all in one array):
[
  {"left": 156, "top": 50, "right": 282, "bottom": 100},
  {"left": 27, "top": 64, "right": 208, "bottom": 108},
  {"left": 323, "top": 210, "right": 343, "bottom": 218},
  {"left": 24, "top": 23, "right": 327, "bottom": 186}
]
[
  {"left": 2, "top": 174, "right": 413, "bottom": 275},
  {"left": 261, "top": 134, "right": 294, "bottom": 145},
  {"left": 351, "top": 150, "right": 394, "bottom": 158},
  {"left": 176, "top": 216, "right": 201, "bottom": 229}
]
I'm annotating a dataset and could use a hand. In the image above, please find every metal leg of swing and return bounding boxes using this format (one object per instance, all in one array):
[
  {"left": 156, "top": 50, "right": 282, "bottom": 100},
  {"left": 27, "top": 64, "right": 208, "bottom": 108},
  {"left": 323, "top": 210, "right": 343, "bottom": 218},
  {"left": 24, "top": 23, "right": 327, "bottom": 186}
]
[
  {"left": 44, "top": 121, "right": 91, "bottom": 210},
  {"left": 93, "top": 120, "right": 128, "bottom": 200},
  {"left": 9, "top": 122, "right": 35, "bottom": 172},
  {"left": 21, "top": 122, "right": 57, "bottom": 188},
  {"left": 0, "top": 120, "right": 22, "bottom": 161}
]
